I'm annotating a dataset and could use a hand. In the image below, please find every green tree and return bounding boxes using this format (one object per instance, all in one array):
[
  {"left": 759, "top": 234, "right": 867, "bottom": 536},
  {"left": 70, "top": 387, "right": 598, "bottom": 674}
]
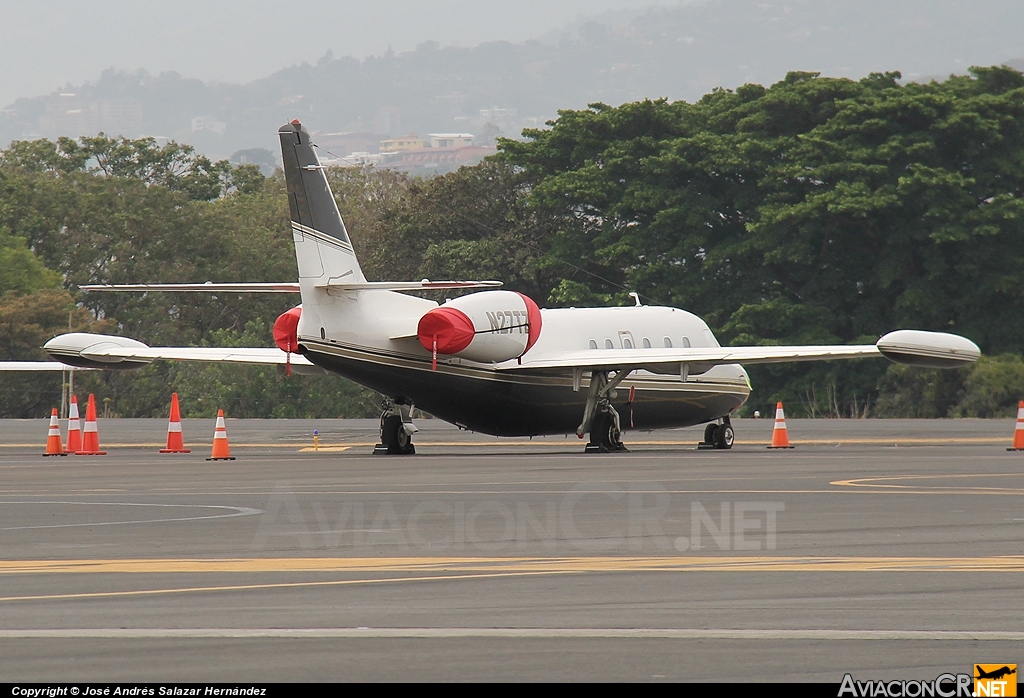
[{"left": 500, "top": 68, "right": 1024, "bottom": 415}]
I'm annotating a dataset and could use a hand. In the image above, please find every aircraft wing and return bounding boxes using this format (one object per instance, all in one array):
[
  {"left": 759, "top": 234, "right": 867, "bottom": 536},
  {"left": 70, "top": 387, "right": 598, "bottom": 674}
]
[
  {"left": 75, "top": 346, "right": 315, "bottom": 366},
  {"left": 29, "top": 333, "right": 318, "bottom": 370},
  {"left": 499, "top": 331, "right": 980, "bottom": 373},
  {"left": 0, "top": 361, "right": 93, "bottom": 371}
]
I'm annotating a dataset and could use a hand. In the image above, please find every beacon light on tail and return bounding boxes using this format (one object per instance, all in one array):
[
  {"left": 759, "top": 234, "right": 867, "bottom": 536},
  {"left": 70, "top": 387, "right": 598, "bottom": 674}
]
[{"left": 417, "top": 290, "right": 541, "bottom": 366}]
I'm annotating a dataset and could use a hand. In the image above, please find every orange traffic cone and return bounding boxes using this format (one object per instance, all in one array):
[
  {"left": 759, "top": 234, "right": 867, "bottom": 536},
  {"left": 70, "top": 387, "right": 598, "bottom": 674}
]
[
  {"left": 75, "top": 394, "right": 107, "bottom": 455},
  {"left": 43, "top": 408, "right": 68, "bottom": 456},
  {"left": 66, "top": 394, "right": 82, "bottom": 454},
  {"left": 767, "top": 401, "right": 794, "bottom": 449},
  {"left": 1008, "top": 401, "right": 1024, "bottom": 451},
  {"left": 207, "top": 410, "right": 235, "bottom": 461},
  {"left": 160, "top": 393, "right": 191, "bottom": 453}
]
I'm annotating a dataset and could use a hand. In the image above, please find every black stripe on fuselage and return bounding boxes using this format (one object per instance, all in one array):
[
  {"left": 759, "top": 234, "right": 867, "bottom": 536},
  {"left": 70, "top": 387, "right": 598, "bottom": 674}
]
[{"left": 299, "top": 339, "right": 748, "bottom": 437}]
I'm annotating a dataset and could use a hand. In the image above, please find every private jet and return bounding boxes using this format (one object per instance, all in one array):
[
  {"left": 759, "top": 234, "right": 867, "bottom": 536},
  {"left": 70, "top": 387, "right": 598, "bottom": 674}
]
[{"left": 11, "top": 121, "right": 981, "bottom": 453}]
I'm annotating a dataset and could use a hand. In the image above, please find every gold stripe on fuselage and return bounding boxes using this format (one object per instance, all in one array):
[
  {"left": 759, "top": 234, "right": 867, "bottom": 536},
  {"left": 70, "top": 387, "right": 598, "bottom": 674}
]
[{"left": 301, "top": 338, "right": 750, "bottom": 398}]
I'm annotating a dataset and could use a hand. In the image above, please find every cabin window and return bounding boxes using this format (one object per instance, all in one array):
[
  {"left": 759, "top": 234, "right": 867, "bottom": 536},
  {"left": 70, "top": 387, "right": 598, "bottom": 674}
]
[
  {"left": 663, "top": 337, "right": 673, "bottom": 348},
  {"left": 642, "top": 337, "right": 651, "bottom": 348},
  {"left": 589, "top": 339, "right": 598, "bottom": 349},
  {"left": 605, "top": 339, "right": 614, "bottom": 349},
  {"left": 623, "top": 337, "right": 633, "bottom": 349},
  {"left": 681, "top": 336, "right": 691, "bottom": 348}
]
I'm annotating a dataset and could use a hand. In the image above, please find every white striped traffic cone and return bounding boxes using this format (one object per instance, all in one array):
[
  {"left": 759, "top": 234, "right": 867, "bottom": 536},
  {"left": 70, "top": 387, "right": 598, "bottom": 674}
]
[
  {"left": 160, "top": 393, "right": 191, "bottom": 453},
  {"left": 1009, "top": 400, "right": 1024, "bottom": 451},
  {"left": 767, "top": 401, "right": 794, "bottom": 449},
  {"left": 207, "top": 410, "right": 235, "bottom": 461},
  {"left": 65, "top": 395, "right": 82, "bottom": 453},
  {"left": 75, "top": 394, "right": 106, "bottom": 455},
  {"left": 43, "top": 408, "right": 68, "bottom": 456}
]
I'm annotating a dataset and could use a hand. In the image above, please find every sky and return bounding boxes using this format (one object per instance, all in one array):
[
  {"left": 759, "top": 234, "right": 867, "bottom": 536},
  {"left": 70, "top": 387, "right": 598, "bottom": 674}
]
[{"left": 0, "top": 0, "right": 678, "bottom": 108}]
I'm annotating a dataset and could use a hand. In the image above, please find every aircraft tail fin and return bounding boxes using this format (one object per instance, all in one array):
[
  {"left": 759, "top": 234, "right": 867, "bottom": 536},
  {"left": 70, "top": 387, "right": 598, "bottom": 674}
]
[{"left": 278, "top": 120, "right": 366, "bottom": 284}]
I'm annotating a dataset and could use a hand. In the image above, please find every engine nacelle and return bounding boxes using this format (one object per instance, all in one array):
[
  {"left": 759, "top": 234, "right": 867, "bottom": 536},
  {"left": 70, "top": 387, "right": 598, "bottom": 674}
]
[
  {"left": 44, "top": 333, "right": 153, "bottom": 370},
  {"left": 417, "top": 290, "right": 541, "bottom": 363}
]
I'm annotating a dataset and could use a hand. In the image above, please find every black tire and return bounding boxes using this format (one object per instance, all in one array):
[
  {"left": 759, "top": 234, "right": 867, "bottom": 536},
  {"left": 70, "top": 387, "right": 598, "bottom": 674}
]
[
  {"left": 703, "top": 423, "right": 718, "bottom": 444},
  {"left": 714, "top": 423, "right": 734, "bottom": 450},
  {"left": 591, "top": 411, "right": 624, "bottom": 453},
  {"left": 382, "top": 415, "right": 415, "bottom": 455}
]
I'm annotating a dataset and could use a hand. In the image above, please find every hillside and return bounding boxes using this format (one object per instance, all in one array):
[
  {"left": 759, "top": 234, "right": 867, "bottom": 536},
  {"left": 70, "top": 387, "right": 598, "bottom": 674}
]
[{"left": 2, "top": 0, "right": 1022, "bottom": 158}]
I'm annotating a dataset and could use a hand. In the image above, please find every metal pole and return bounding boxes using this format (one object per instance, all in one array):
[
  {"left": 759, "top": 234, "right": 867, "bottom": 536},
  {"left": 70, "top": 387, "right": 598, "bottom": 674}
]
[{"left": 60, "top": 368, "right": 68, "bottom": 420}]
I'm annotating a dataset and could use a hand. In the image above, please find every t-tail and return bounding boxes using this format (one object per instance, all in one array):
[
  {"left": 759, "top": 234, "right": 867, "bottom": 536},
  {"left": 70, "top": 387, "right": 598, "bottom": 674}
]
[{"left": 278, "top": 119, "right": 366, "bottom": 288}]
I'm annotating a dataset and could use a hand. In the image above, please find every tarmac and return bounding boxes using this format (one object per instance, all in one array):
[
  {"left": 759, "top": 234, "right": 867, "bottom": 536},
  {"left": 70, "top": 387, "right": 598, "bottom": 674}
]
[{"left": 1, "top": 416, "right": 1022, "bottom": 682}]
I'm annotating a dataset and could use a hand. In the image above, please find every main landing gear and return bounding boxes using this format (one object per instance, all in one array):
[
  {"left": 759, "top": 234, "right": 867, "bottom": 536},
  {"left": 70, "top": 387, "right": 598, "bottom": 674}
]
[
  {"left": 372, "top": 398, "right": 418, "bottom": 455},
  {"left": 698, "top": 415, "right": 734, "bottom": 450},
  {"left": 578, "top": 369, "right": 632, "bottom": 453}
]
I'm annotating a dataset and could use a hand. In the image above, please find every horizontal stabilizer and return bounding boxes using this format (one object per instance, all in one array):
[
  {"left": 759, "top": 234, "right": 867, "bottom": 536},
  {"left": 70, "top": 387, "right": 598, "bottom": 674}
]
[
  {"left": 80, "top": 283, "right": 301, "bottom": 293},
  {"left": 80, "top": 280, "right": 503, "bottom": 293},
  {"left": 317, "top": 280, "right": 503, "bottom": 291}
]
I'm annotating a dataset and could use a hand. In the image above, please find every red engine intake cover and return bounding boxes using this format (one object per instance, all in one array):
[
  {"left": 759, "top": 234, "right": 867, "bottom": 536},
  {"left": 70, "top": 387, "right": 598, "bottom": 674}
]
[
  {"left": 273, "top": 306, "right": 302, "bottom": 352},
  {"left": 417, "top": 306, "right": 475, "bottom": 354}
]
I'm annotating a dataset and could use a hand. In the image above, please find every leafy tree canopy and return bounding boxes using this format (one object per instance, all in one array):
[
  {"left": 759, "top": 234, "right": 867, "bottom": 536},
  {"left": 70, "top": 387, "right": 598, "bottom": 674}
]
[
  {"left": 499, "top": 67, "right": 1024, "bottom": 414},
  {"left": 3, "top": 67, "right": 1024, "bottom": 419}
]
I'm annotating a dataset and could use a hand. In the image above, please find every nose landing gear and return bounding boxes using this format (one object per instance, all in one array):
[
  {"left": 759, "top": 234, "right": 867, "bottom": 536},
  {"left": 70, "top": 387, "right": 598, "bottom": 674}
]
[{"left": 578, "top": 369, "right": 634, "bottom": 453}]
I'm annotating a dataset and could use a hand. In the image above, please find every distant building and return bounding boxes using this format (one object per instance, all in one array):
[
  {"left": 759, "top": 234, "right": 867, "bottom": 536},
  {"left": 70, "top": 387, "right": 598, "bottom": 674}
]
[
  {"left": 319, "top": 151, "right": 390, "bottom": 168},
  {"left": 375, "top": 107, "right": 401, "bottom": 135},
  {"left": 39, "top": 95, "right": 143, "bottom": 138},
  {"left": 478, "top": 107, "right": 517, "bottom": 129},
  {"left": 191, "top": 116, "right": 226, "bottom": 135},
  {"left": 383, "top": 144, "right": 496, "bottom": 172},
  {"left": 313, "top": 132, "right": 378, "bottom": 157},
  {"left": 428, "top": 133, "right": 474, "bottom": 148},
  {"left": 229, "top": 148, "right": 277, "bottom": 176},
  {"left": 379, "top": 134, "right": 426, "bottom": 152}
]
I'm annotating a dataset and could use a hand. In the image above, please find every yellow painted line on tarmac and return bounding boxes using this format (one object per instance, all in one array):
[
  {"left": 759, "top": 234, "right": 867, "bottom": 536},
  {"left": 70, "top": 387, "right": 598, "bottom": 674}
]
[
  {"left": 4, "top": 555, "right": 1024, "bottom": 576},
  {"left": 3, "top": 555, "right": 1024, "bottom": 603},
  {"left": 0, "top": 571, "right": 569, "bottom": 603},
  {"left": 833, "top": 473, "right": 1024, "bottom": 495}
]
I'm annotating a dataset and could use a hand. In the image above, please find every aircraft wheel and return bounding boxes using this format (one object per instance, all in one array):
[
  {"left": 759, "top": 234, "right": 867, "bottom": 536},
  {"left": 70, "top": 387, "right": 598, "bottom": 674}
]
[
  {"left": 703, "top": 423, "right": 718, "bottom": 445},
  {"left": 591, "top": 411, "right": 625, "bottom": 453},
  {"left": 714, "top": 423, "right": 734, "bottom": 450},
  {"left": 382, "top": 415, "right": 415, "bottom": 455}
]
